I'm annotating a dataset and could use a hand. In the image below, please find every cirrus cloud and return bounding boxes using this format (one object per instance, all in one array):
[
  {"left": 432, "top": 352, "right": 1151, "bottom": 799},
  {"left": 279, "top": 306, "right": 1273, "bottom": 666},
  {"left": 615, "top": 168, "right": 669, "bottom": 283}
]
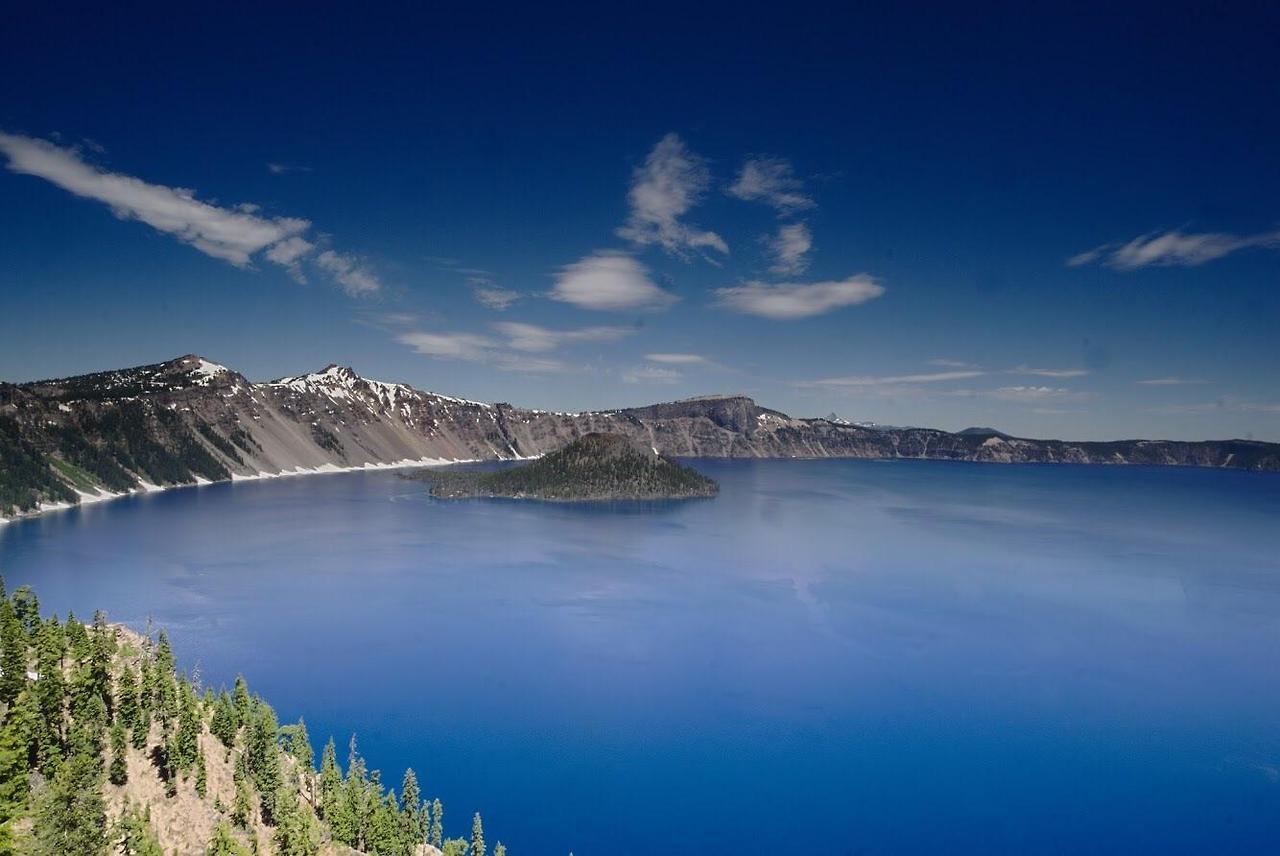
[
  {"left": 715, "top": 274, "right": 884, "bottom": 320},
  {"left": 727, "top": 156, "right": 814, "bottom": 214},
  {"left": 989, "top": 386, "right": 1084, "bottom": 402},
  {"left": 797, "top": 370, "right": 986, "bottom": 389},
  {"left": 0, "top": 131, "right": 382, "bottom": 295},
  {"left": 1136, "top": 376, "right": 1210, "bottom": 386},
  {"left": 768, "top": 222, "right": 813, "bottom": 275},
  {"left": 492, "top": 321, "right": 634, "bottom": 353},
  {"left": 622, "top": 365, "right": 682, "bottom": 384},
  {"left": 616, "top": 133, "right": 727, "bottom": 258},
  {"left": 645, "top": 353, "right": 708, "bottom": 365},
  {"left": 1068, "top": 227, "right": 1280, "bottom": 270}
]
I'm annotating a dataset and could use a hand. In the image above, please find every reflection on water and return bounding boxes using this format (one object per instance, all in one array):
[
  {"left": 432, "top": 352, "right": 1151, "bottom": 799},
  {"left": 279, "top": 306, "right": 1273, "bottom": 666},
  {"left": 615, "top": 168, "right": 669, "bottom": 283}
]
[{"left": 2, "top": 460, "right": 1279, "bottom": 854}]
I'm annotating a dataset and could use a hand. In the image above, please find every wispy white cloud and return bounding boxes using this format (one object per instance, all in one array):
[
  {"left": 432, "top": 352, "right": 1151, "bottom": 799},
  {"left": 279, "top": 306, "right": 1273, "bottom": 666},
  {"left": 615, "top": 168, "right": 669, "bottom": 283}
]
[
  {"left": 767, "top": 222, "right": 813, "bottom": 275},
  {"left": 492, "top": 321, "right": 633, "bottom": 353},
  {"left": 623, "top": 365, "right": 682, "bottom": 384},
  {"left": 1068, "top": 227, "right": 1280, "bottom": 270},
  {"left": 798, "top": 370, "right": 985, "bottom": 389},
  {"left": 727, "top": 156, "right": 814, "bottom": 214},
  {"left": 474, "top": 286, "right": 520, "bottom": 310},
  {"left": 550, "top": 251, "right": 678, "bottom": 311},
  {"left": 1009, "top": 365, "right": 1090, "bottom": 379},
  {"left": 929, "top": 358, "right": 979, "bottom": 369},
  {"left": 645, "top": 353, "right": 708, "bottom": 365},
  {"left": 429, "top": 258, "right": 522, "bottom": 310},
  {"left": 265, "top": 236, "right": 315, "bottom": 282},
  {"left": 395, "top": 331, "right": 497, "bottom": 362},
  {"left": 267, "top": 162, "right": 312, "bottom": 175},
  {"left": 715, "top": 274, "right": 884, "bottom": 320},
  {"left": 989, "top": 385, "right": 1084, "bottom": 402},
  {"left": 617, "top": 133, "right": 727, "bottom": 258},
  {"left": 0, "top": 131, "right": 380, "bottom": 295},
  {"left": 394, "top": 330, "right": 568, "bottom": 373},
  {"left": 315, "top": 250, "right": 383, "bottom": 296},
  {"left": 1136, "top": 376, "right": 1210, "bottom": 386},
  {"left": 0, "top": 132, "right": 308, "bottom": 267},
  {"left": 395, "top": 320, "right": 632, "bottom": 373}
]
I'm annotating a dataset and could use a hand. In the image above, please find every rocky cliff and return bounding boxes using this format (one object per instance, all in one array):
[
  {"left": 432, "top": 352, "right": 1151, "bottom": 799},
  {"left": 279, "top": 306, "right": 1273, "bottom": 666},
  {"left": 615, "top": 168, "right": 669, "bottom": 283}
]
[{"left": 2, "top": 355, "right": 1277, "bottom": 517}]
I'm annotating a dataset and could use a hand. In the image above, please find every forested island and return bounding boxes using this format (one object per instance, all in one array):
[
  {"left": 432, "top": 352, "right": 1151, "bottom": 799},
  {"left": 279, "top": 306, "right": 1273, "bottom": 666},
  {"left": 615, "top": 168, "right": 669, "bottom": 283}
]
[
  {"left": 416, "top": 433, "right": 719, "bottom": 501},
  {"left": 0, "top": 579, "right": 508, "bottom": 855}
]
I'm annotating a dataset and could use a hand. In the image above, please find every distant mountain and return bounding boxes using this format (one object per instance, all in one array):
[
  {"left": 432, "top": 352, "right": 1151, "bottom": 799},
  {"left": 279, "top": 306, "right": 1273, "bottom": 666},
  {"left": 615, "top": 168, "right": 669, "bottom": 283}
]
[
  {"left": 958, "top": 427, "right": 1013, "bottom": 439},
  {"left": 2, "top": 354, "right": 1278, "bottom": 518},
  {"left": 421, "top": 432, "right": 719, "bottom": 501}
]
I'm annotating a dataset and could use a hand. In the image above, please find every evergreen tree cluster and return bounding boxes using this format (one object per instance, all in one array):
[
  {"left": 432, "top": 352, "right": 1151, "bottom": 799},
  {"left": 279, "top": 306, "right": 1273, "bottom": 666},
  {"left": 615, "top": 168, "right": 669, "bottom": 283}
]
[
  {"left": 0, "top": 415, "right": 78, "bottom": 513},
  {"left": 426, "top": 432, "right": 719, "bottom": 501},
  {"left": 0, "top": 577, "right": 510, "bottom": 855}
]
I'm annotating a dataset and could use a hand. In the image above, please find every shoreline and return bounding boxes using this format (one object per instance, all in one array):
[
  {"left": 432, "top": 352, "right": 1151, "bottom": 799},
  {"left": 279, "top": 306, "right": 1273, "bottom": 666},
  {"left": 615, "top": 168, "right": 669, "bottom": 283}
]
[{"left": 0, "top": 455, "right": 477, "bottom": 526}]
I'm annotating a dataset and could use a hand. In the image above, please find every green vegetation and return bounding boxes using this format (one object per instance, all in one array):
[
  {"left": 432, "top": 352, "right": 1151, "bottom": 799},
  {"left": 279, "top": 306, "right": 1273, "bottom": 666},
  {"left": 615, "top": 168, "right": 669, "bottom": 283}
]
[
  {"left": 422, "top": 433, "right": 719, "bottom": 501},
  {"left": 0, "top": 416, "right": 77, "bottom": 514},
  {"left": 197, "top": 422, "right": 246, "bottom": 467},
  {"left": 70, "top": 402, "right": 231, "bottom": 487},
  {"left": 0, "top": 578, "right": 510, "bottom": 855}
]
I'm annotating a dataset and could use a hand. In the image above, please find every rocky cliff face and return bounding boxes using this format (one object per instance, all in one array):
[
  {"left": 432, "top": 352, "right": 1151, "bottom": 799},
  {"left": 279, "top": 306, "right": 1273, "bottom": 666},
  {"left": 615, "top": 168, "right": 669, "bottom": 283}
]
[{"left": 2, "top": 355, "right": 1277, "bottom": 517}]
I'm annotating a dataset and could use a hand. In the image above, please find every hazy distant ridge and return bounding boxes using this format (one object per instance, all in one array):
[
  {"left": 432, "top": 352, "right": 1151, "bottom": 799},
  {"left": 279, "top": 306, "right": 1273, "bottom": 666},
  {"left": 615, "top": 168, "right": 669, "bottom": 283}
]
[{"left": 2, "top": 354, "right": 1276, "bottom": 517}]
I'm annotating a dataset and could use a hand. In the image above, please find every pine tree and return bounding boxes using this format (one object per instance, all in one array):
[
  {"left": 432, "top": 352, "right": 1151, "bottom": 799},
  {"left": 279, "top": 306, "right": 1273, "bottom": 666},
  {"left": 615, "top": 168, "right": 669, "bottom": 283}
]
[
  {"left": 195, "top": 748, "right": 208, "bottom": 798},
  {"left": 231, "top": 765, "right": 253, "bottom": 829},
  {"left": 210, "top": 690, "right": 237, "bottom": 751},
  {"left": 160, "top": 731, "right": 179, "bottom": 798},
  {"left": 232, "top": 676, "right": 251, "bottom": 727},
  {"left": 10, "top": 587, "right": 39, "bottom": 640},
  {"left": 318, "top": 737, "right": 342, "bottom": 823},
  {"left": 116, "top": 667, "right": 139, "bottom": 733},
  {"left": 272, "top": 790, "right": 321, "bottom": 856},
  {"left": 64, "top": 613, "right": 90, "bottom": 664},
  {"left": 113, "top": 800, "right": 163, "bottom": 856},
  {"left": 88, "top": 611, "right": 115, "bottom": 720},
  {"left": 246, "top": 701, "right": 282, "bottom": 824},
  {"left": 153, "top": 632, "right": 177, "bottom": 725},
  {"left": 0, "top": 599, "right": 26, "bottom": 706},
  {"left": 366, "top": 788, "right": 401, "bottom": 854},
  {"left": 280, "top": 718, "right": 314, "bottom": 803},
  {"left": 137, "top": 657, "right": 156, "bottom": 722},
  {"left": 33, "top": 617, "right": 66, "bottom": 774},
  {"left": 431, "top": 798, "right": 444, "bottom": 849},
  {"left": 131, "top": 702, "right": 150, "bottom": 751},
  {"left": 401, "top": 767, "right": 423, "bottom": 850},
  {"left": 30, "top": 743, "right": 107, "bottom": 856},
  {"left": 471, "top": 811, "right": 486, "bottom": 856},
  {"left": 205, "top": 820, "right": 252, "bottom": 856},
  {"left": 108, "top": 721, "right": 128, "bottom": 785},
  {"left": 341, "top": 735, "right": 371, "bottom": 849},
  {"left": 494, "top": 843, "right": 507, "bottom": 856},
  {"left": 0, "top": 688, "right": 37, "bottom": 853},
  {"left": 173, "top": 679, "right": 200, "bottom": 776}
]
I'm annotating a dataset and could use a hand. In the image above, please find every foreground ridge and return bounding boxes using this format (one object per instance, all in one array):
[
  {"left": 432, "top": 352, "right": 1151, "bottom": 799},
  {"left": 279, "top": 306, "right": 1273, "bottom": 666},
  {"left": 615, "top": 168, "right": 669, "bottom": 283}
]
[
  {"left": 2, "top": 354, "right": 1277, "bottom": 518},
  {"left": 0, "top": 578, "right": 506, "bottom": 855}
]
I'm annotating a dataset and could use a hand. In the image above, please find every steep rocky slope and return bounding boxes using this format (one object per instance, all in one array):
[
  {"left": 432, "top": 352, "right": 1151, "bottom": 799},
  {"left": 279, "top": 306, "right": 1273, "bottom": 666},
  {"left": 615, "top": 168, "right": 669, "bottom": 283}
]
[{"left": 2, "top": 355, "right": 1277, "bottom": 517}]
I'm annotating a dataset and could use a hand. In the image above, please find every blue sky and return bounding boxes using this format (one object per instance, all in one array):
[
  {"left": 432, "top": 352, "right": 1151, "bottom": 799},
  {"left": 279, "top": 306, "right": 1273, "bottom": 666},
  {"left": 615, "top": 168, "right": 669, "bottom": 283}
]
[{"left": 2, "top": 4, "right": 1278, "bottom": 440}]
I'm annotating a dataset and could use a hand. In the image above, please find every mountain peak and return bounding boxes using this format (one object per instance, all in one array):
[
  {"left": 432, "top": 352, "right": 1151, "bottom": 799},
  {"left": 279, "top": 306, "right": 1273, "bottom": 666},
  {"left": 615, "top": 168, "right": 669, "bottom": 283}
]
[
  {"left": 313, "top": 364, "right": 359, "bottom": 381},
  {"left": 167, "top": 354, "right": 229, "bottom": 375}
]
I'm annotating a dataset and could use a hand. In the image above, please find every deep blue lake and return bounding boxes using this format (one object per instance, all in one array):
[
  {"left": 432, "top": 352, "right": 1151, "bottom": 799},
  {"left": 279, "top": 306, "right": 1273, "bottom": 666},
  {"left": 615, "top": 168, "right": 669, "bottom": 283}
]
[{"left": 2, "top": 459, "right": 1279, "bottom": 854}]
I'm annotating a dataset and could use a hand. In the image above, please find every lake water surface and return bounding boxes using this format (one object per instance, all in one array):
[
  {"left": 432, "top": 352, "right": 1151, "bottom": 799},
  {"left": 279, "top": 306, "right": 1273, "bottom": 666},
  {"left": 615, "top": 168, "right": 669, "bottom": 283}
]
[{"left": 2, "top": 459, "right": 1279, "bottom": 854}]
